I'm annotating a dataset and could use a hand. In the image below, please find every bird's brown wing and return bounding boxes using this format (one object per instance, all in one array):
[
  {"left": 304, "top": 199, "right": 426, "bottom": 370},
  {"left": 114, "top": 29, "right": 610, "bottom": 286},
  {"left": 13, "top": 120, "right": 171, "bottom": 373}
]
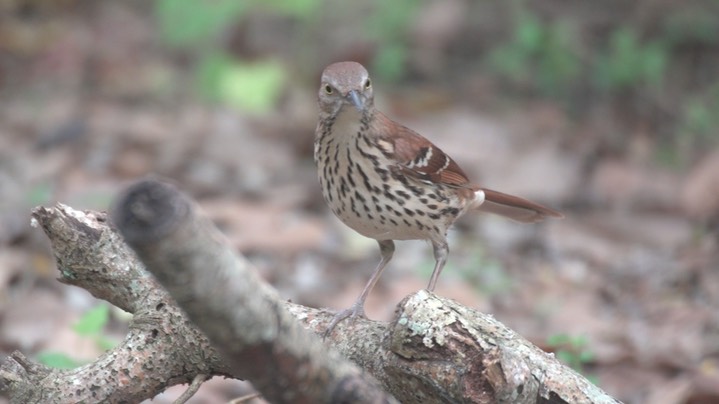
[
  {"left": 373, "top": 113, "right": 471, "bottom": 187},
  {"left": 373, "top": 113, "right": 563, "bottom": 222}
]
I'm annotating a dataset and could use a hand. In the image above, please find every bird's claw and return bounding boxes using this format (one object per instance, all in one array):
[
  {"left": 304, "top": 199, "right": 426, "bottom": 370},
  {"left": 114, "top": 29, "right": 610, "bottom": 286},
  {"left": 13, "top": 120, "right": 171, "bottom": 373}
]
[{"left": 322, "top": 305, "right": 366, "bottom": 340}]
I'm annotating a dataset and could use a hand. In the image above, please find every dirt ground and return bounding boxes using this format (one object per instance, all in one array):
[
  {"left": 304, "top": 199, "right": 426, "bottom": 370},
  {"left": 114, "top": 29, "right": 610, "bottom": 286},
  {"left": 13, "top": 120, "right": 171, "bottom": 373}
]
[{"left": 1, "top": 2, "right": 718, "bottom": 403}]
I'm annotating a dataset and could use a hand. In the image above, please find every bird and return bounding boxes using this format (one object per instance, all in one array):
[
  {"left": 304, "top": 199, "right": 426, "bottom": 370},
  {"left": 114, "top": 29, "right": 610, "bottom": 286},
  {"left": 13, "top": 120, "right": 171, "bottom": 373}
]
[{"left": 314, "top": 61, "right": 562, "bottom": 335}]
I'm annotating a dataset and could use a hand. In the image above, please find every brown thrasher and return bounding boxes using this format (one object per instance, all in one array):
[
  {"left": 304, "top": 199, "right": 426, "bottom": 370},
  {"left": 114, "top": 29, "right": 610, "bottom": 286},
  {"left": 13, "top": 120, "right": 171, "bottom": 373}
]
[{"left": 314, "top": 61, "right": 562, "bottom": 335}]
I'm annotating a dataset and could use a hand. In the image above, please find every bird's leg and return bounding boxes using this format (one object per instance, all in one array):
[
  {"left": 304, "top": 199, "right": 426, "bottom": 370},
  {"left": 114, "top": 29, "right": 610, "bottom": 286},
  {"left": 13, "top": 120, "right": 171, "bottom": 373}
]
[
  {"left": 323, "top": 239, "right": 395, "bottom": 338},
  {"left": 427, "top": 240, "right": 449, "bottom": 292}
]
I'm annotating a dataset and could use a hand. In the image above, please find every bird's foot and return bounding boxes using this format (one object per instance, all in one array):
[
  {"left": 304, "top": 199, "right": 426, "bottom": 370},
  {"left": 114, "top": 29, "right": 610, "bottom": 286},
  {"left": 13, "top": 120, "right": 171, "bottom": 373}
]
[{"left": 322, "top": 304, "right": 366, "bottom": 340}]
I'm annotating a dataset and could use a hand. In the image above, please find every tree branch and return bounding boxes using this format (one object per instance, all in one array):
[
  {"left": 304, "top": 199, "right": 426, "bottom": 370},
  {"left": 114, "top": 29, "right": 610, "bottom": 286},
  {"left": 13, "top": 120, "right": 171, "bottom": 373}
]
[
  {"left": 1, "top": 204, "right": 232, "bottom": 403},
  {"left": 0, "top": 179, "right": 621, "bottom": 403},
  {"left": 111, "top": 179, "right": 392, "bottom": 403}
]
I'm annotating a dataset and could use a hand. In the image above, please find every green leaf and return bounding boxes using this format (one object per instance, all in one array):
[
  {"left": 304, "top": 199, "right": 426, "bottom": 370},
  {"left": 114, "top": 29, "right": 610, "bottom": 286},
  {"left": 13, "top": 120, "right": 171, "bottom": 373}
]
[
  {"left": 516, "top": 12, "right": 544, "bottom": 52},
  {"left": 537, "top": 22, "right": 580, "bottom": 96},
  {"left": 373, "top": 44, "right": 407, "bottom": 82},
  {"left": 95, "top": 335, "right": 120, "bottom": 352},
  {"left": 156, "top": 0, "right": 247, "bottom": 48},
  {"left": 369, "top": 0, "right": 418, "bottom": 40},
  {"left": 217, "top": 60, "right": 287, "bottom": 113},
  {"left": 556, "top": 350, "right": 574, "bottom": 364},
  {"left": 547, "top": 333, "right": 571, "bottom": 346},
  {"left": 25, "top": 182, "right": 53, "bottom": 205},
  {"left": 595, "top": 27, "right": 668, "bottom": 92},
  {"left": 260, "top": 0, "right": 321, "bottom": 19},
  {"left": 73, "top": 304, "right": 110, "bottom": 336},
  {"left": 642, "top": 43, "right": 668, "bottom": 86},
  {"left": 196, "top": 52, "right": 231, "bottom": 100},
  {"left": 570, "top": 334, "right": 588, "bottom": 347},
  {"left": 36, "top": 352, "right": 82, "bottom": 369},
  {"left": 579, "top": 350, "right": 595, "bottom": 363},
  {"left": 487, "top": 46, "right": 530, "bottom": 83}
]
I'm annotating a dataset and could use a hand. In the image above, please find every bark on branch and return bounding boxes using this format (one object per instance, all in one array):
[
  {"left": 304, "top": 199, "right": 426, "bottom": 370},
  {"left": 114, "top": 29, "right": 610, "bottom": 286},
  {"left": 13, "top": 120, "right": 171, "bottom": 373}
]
[{"left": 0, "top": 179, "right": 621, "bottom": 403}]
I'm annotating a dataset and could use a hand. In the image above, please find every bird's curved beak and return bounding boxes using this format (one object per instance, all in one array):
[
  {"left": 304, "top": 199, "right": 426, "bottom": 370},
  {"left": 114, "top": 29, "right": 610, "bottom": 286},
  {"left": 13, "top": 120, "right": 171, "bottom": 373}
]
[{"left": 347, "top": 90, "right": 364, "bottom": 111}]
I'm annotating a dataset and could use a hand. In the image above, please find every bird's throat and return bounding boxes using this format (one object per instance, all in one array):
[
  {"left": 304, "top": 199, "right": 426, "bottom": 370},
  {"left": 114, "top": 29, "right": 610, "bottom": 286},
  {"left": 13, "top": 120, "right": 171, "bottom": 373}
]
[{"left": 332, "top": 106, "right": 365, "bottom": 140}]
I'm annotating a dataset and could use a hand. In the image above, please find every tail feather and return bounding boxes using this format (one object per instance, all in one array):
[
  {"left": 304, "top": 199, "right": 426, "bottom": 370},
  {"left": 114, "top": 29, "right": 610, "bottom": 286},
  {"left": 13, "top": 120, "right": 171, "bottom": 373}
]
[{"left": 475, "top": 188, "right": 563, "bottom": 223}]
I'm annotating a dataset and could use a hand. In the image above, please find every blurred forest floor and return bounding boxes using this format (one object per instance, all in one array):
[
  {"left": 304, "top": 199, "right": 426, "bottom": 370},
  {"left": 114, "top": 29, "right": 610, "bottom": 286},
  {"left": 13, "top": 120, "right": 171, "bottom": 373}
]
[{"left": 1, "top": 1, "right": 719, "bottom": 403}]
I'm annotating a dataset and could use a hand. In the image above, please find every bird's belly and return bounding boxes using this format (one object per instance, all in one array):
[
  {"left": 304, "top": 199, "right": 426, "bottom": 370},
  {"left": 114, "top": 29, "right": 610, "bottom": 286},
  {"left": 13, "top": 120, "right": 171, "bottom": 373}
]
[
  {"left": 325, "top": 171, "right": 465, "bottom": 242},
  {"left": 315, "top": 134, "right": 468, "bottom": 242},
  {"left": 335, "top": 204, "right": 432, "bottom": 241}
]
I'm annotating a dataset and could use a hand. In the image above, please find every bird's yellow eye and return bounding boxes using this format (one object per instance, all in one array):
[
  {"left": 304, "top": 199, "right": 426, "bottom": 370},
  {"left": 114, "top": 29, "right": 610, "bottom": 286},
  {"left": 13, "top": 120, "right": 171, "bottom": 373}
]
[
  {"left": 324, "top": 85, "right": 333, "bottom": 94},
  {"left": 364, "top": 79, "right": 371, "bottom": 89}
]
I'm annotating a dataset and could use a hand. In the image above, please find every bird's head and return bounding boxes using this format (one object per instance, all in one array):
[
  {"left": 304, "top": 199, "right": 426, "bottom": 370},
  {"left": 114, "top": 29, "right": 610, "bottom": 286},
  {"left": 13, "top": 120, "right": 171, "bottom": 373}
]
[{"left": 318, "top": 61, "right": 374, "bottom": 117}]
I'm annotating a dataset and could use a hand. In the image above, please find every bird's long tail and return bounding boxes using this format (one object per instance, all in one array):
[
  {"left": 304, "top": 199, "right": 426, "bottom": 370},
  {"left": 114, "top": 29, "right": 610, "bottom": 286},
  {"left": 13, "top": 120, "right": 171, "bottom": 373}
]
[{"left": 472, "top": 188, "right": 563, "bottom": 223}]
